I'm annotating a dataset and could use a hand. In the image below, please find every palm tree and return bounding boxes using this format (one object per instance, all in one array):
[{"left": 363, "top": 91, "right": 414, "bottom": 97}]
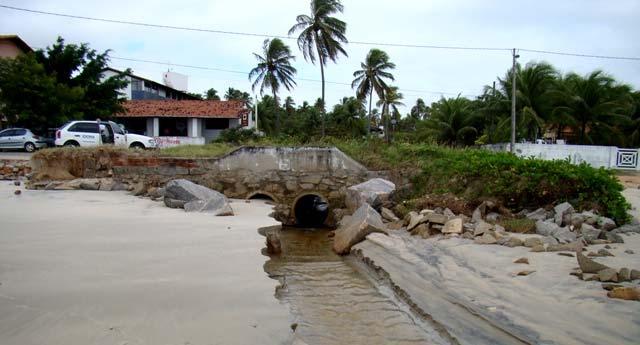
[
  {"left": 205, "top": 88, "right": 220, "bottom": 100},
  {"left": 289, "top": 0, "right": 348, "bottom": 136},
  {"left": 284, "top": 96, "right": 296, "bottom": 114},
  {"left": 249, "top": 38, "right": 297, "bottom": 133},
  {"left": 552, "top": 70, "right": 632, "bottom": 145},
  {"left": 425, "top": 96, "right": 478, "bottom": 146},
  {"left": 376, "top": 86, "right": 404, "bottom": 141},
  {"left": 351, "top": 49, "right": 396, "bottom": 135}
]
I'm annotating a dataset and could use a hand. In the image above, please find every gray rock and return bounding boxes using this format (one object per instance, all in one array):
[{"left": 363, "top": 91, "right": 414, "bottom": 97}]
[
  {"left": 547, "top": 242, "right": 580, "bottom": 252},
  {"left": 131, "top": 182, "right": 146, "bottom": 196},
  {"left": 485, "top": 212, "right": 501, "bottom": 223},
  {"left": 618, "top": 268, "right": 631, "bottom": 282},
  {"left": 570, "top": 213, "right": 585, "bottom": 228},
  {"left": 597, "top": 249, "right": 614, "bottom": 257},
  {"left": 344, "top": 178, "right": 395, "bottom": 211},
  {"left": 554, "top": 202, "right": 574, "bottom": 225},
  {"left": 423, "top": 212, "right": 448, "bottom": 225},
  {"left": 13, "top": 180, "right": 20, "bottom": 186},
  {"left": 380, "top": 207, "right": 399, "bottom": 222},
  {"left": 333, "top": 204, "right": 388, "bottom": 255},
  {"left": 80, "top": 180, "right": 100, "bottom": 190},
  {"left": 502, "top": 237, "right": 524, "bottom": 247},
  {"left": 597, "top": 268, "right": 619, "bottom": 283},
  {"left": 266, "top": 231, "right": 282, "bottom": 255},
  {"left": 604, "top": 231, "right": 624, "bottom": 243},
  {"left": 443, "top": 208, "right": 456, "bottom": 218},
  {"left": 577, "top": 248, "right": 611, "bottom": 274},
  {"left": 553, "top": 227, "right": 577, "bottom": 244},
  {"left": 407, "top": 212, "right": 425, "bottom": 231},
  {"left": 164, "top": 198, "right": 186, "bottom": 209},
  {"left": 580, "top": 224, "right": 601, "bottom": 242},
  {"left": 442, "top": 218, "right": 463, "bottom": 234},
  {"left": 535, "top": 220, "right": 560, "bottom": 236},
  {"left": 111, "top": 182, "right": 129, "bottom": 191},
  {"left": 471, "top": 202, "right": 487, "bottom": 223},
  {"left": 597, "top": 217, "right": 616, "bottom": 231},
  {"left": 581, "top": 211, "right": 598, "bottom": 225},
  {"left": 474, "top": 220, "right": 493, "bottom": 236},
  {"left": 526, "top": 208, "right": 548, "bottom": 222},
  {"left": 613, "top": 224, "right": 640, "bottom": 234},
  {"left": 148, "top": 187, "right": 165, "bottom": 199},
  {"left": 524, "top": 237, "right": 544, "bottom": 248},
  {"left": 625, "top": 249, "right": 635, "bottom": 254},
  {"left": 474, "top": 232, "right": 497, "bottom": 245},
  {"left": 631, "top": 269, "right": 640, "bottom": 280},
  {"left": 164, "top": 179, "right": 233, "bottom": 216}
]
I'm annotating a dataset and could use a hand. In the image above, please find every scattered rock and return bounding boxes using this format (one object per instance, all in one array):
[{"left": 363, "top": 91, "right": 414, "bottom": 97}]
[
  {"left": 485, "top": 212, "right": 501, "bottom": 222},
  {"left": 553, "top": 227, "right": 577, "bottom": 244},
  {"left": 618, "top": 268, "right": 631, "bottom": 282},
  {"left": 131, "top": 182, "right": 146, "bottom": 196},
  {"left": 613, "top": 224, "right": 640, "bottom": 234},
  {"left": 443, "top": 208, "right": 456, "bottom": 218},
  {"left": 596, "top": 217, "right": 616, "bottom": 231},
  {"left": 554, "top": 202, "right": 574, "bottom": 225},
  {"left": 474, "top": 232, "right": 497, "bottom": 245},
  {"left": 411, "top": 224, "right": 432, "bottom": 238},
  {"left": 407, "top": 212, "right": 425, "bottom": 231},
  {"left": 80, "top": 180, "right": 100, "bottom": 190},
  {"left": 14, "top": 189, "right": 21, "bottom": 195},
  {"left": 597, "top": 249, "right": 614, "bottom": 257},
  {"left": 524, "top": 237, "right": 543, "bottom": 248},
  {"left": 607, "top": 287, "right": 640, "bottom": 301},
  {"left": 471, "top": 202, "right": 487, "bottom": 223},
  {"left": 526, "top": 208, "right": 548, "bottom": 221},
  {"left": 597, "top": 268, "right": 619, "bottom": 283},
  {"left": 423, "top": 212, "right": 448, "bottom": 225},
  {"left": 344, "top": 178, "right": 395, "bottom": 212},
  {"left": 111, "top": 182, "right": 129, "bottom": 191},
  {"left": 462, "top": 232, "right": 474, "bottom": 240},
  {"left": 13, "top": 181, "right": 20, "bottom": 186},
  {"left": 474, "top": 220, "right": 493, "bottom": 236},
  {"left": 557, "top": 253, "right": 574, "bottom": 257},
  {"left": 502, "top": 237, "right": 524, "bottom": 248},
  {"left": 148, "top": 187, "right": 165, "bottom": 199},
  {"left": 514, "top": 257, "right": 529, "bottom": 264},
  {"left": 581, "top": 211, "right": 598, "bottom": 225},
  {"left": 386, "top": 220, "right": 405, "bottom": 230},
  {"left": 580, "top": 224, "right": 601, "bottom": 242},
  {"left": 380, "top": 207, "right": 399, "bottom": 222},
  {"left": 517, "top": 270, "right": 535, "bottom": 276},
  {"left": 631, "top": 269, "right": 640, "bottom": 280},
  {"left": 576, "top": 246, "right": 611, "bottom": 273},
  {"left": 570, "top": 213, "right": 585, "bottom": 228},
  {"left": 164, "top": 179, "right": 233, "bottom": 216},
  {"left": 442, "top": 218, "right": 463, "bottom": 234},
  {"left": 582, "top": 273, "right": 598, "bottom": 281},
  {"left": 530, "top": 244, "right": 546, "bottom": 252},
  {"left": 332, "top": 204, "right": 388, "bottom": 255},
  {"left": 547, "top": 242, "right": 579, "bottom": 252},
  {"left": 535, "top": 220, "right": 560, "bottom": 236},
  {"left": 625, "top": 249, "right": 635, "bottom": 254},
  {"left": 601, "top": 283, "right": 624, "bottom": 291},
  {"left": 604, "top": 231, "right": 624, "bottom": 244}
]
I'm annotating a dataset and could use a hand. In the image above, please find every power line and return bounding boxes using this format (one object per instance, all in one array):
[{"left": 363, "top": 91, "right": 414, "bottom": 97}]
[
  {"left": 110, "top": 55, "right": 468, "bottom": 96},
  {"left": 6, "top": 3, "right": 639, "bottom": 60}
]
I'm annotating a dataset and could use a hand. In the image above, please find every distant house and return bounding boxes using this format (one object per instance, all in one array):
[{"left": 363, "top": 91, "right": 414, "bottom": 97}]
[
  {"left": 115, "top": 99, "right": 252, "bottom": 146},
  {"left": 0, "top": 34, "right": 32, "bottom": 58},
  {"left": 103, "top": 67, "right": 199, "bottom": 101}
]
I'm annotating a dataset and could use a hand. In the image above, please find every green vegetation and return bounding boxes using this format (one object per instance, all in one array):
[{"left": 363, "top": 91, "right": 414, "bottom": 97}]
[
  {"left": 0, "top": 37, "right": 128, "bottom": 133},
  {"left": 157, "top": 143, "right": 234, "bottom": 158}
]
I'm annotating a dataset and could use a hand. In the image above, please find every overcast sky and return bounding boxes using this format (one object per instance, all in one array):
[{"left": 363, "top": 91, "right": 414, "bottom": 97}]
[{"left": 1, "top": 0, "right": 639, "bottom": 112}]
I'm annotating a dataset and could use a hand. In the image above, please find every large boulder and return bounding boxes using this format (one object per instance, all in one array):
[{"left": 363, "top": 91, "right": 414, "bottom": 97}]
[
  {"left": 344, "top": 178, "right": 395, "bottom": 212},
  {"left": 333, "top": 204, "right": 388, "bottom": 255},
  {"left": 164, "top": 179, "right": 233, "bottom": 216},
  {"left": 554, "top": 202, "right": 574, "bottom": 225}
]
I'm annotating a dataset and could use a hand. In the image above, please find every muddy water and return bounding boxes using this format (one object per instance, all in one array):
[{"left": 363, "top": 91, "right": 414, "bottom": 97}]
[{"left": 264, "top": 227, "right": 454, "bottom": 345}]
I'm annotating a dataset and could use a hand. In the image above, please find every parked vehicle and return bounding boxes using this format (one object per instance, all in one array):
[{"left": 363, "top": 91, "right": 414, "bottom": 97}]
[
  {"left": 55, "top": 120, "right": 157, "bottom": 149},
  {"left": 0, "top": 128, "right": 48, "bottom": 152}
]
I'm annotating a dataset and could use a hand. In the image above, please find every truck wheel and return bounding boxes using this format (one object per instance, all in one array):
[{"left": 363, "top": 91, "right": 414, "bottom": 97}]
[
  {"left": 64, "top": 141, "right": 79, "bottom": 147},
  {"left": 24, "top": 142, "right": 36, "bottom": 152},
  {"left": 130, "top": 142, "right": 145, "bottom": 149}
]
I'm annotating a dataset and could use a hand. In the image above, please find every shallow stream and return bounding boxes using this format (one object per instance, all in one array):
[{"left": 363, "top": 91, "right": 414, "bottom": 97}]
[{"left": 263, "top": 227, "right": 455, "bottom": 345}]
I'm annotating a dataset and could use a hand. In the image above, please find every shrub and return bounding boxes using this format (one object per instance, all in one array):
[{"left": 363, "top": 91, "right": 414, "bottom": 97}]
[{"left": 214, "top": 128, "right": 259, "bottom": 144}]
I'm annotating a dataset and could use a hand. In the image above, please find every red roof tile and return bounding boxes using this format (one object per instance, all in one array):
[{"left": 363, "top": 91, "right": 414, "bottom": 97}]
[{"left": 116, "top": 100, "right": 248, "bottom": 118}]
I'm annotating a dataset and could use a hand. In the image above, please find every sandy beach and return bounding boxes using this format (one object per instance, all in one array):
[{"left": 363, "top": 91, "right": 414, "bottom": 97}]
[{"left": 0, "top": 182, "right": 291, "bottom": 345}]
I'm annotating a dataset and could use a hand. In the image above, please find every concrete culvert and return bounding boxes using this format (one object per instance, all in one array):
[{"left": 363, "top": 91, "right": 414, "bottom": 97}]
[{"left": 294, "top": 194, "right": 329, "bottom": 228}]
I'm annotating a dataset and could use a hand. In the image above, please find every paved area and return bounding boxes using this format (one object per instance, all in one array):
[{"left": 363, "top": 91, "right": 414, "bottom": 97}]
[{"left": 0, "top": 152, "right": 32, "bottom": 160}]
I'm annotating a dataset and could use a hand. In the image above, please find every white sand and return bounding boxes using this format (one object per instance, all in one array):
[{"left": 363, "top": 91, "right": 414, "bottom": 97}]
[
  {"left": 0, "top": 182, "right": 291, "bottom": 345},
  {"left": 355, "top": 231, "right": 640, "bottom": 345}
]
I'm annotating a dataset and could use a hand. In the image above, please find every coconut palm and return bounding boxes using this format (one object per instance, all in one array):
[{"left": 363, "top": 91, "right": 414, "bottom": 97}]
[
  {"left": 249, "top": 38, "right": 297, "bottom": 133},
  {"left": 351, "top": 49, "right": 396, "bottom": 135},
  {"left": 552, "top": 70, "right": 633, "bottom": 145},
  {"left": 425, "top": 96, "right": 478, "bottom": 146},
  {"left": 376, "top": 86, "right": 404, "bottom": 141},
  {"left": 289, "top": 0, "right": 348, "bottom": 136}
]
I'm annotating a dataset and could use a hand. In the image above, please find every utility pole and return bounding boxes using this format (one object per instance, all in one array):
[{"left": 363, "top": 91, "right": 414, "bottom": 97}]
[{"left": 510, "top": 48, "right": 519, "bottom": 153}]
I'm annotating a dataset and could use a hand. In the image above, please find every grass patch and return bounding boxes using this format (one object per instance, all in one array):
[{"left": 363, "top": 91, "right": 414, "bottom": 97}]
[
  {"left": 498, "top": 218, "right": 537, "bottom": 233},
  {"left": 158, "top": 143, "right": 235, "bottom": 158}
]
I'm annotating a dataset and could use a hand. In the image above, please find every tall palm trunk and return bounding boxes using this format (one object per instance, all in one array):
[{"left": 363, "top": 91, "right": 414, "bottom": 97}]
[
  {"left": 315, "top": 32, "right": 325, "bottom": 137},
  {"left": 273, "top": 89, "right": 279, "bottom": 134},
  {"left": 368, "top": 87, "right": 373, "bottom": 138}
]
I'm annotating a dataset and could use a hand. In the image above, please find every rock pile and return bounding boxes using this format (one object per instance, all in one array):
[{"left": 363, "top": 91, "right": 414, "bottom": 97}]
[
  {"left": 0, "top": 160, "right": 31, "bottom": 180},
  {"left": 164, "top": 179, "right": 233, "bottom": 216}
]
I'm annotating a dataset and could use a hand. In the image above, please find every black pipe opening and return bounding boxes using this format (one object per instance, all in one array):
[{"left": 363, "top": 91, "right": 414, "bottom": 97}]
[
  {"left": 294, "top": 194, "right": 329, "bottom": 228},
  {"left": 248, "top": 193, "right": 274, "bottom": 201}
]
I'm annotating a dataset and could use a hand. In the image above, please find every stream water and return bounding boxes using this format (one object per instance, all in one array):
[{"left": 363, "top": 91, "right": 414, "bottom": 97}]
[{"left": 263, "top": 227, "right": 455, "bottom": 345}]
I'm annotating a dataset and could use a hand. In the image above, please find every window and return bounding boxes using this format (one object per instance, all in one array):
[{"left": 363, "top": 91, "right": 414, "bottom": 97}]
[
  {"left": 110, "top": 122, "right": 125, "bottom": 135},
  {"left": 205, "top": 118, "right": 229, "bottom": 130},
  {"left": 131, "top": 79, "right": 143, "bottom": 91},
  {"left": 13, "top": 129, "right": 26, "bottom": 136},
  {"left": 0, "top": 129, "right": 13, "bottom": 137},
  {"left": 68, "top": 123, "right": 99, "bottom": 133}
]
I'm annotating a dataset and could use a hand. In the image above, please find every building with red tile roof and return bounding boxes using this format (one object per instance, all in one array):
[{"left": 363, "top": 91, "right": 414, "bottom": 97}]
[{"left": 114, "top": 99, "right": 252, "bottom": 146}]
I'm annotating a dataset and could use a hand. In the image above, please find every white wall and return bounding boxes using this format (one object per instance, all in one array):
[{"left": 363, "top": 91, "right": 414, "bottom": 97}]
[
  {"left": 485, "top": 143, "right": 640, "bottom": 170},
  {"left": 102, "top": 70, "right": 131, "bottom": 100}
]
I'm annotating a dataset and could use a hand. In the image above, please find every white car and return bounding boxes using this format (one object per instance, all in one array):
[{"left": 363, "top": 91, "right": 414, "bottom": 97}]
[{"left": 55, "top": 120, "right": 157, "bottom": 149}]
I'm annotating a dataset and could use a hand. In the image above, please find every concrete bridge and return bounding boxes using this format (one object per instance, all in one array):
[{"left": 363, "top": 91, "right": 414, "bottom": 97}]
[{"left": 37, "top": 147, "right": 374, "bottom": 226}]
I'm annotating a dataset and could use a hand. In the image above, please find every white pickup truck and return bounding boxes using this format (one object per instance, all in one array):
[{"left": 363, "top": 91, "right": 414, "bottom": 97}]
[{"left": 55, "top": 120, "right": 157, "bottom": 149}]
